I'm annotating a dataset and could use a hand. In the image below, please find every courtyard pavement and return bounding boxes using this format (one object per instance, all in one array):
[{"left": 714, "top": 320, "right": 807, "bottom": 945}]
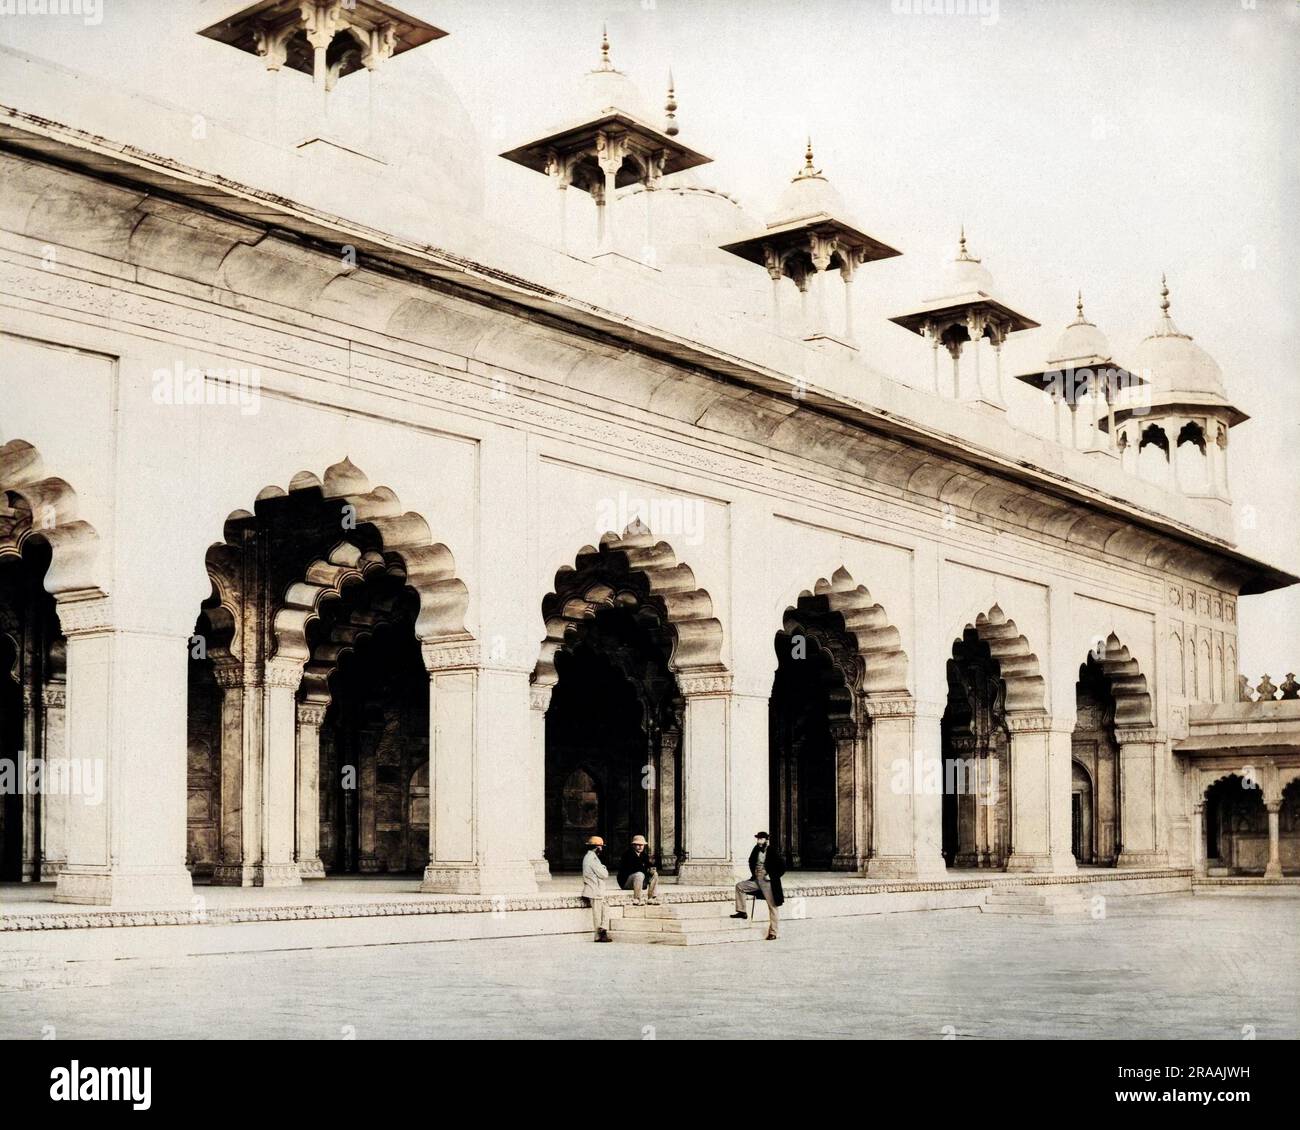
[{"left": 1, "top": 893, "right": 1295, "bottom": 1040}]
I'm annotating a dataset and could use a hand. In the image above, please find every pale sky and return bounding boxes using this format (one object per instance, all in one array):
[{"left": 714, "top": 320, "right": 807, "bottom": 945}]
[{"left": 2, "top": 0, "right": 1297, "bottom": 680}]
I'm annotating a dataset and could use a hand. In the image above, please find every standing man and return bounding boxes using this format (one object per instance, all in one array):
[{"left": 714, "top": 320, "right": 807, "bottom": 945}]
[
  {"left": 731, "top": 830, "right": 785, "bottom": 941},
  {"left": 582, "top": 835, "right": 612, "bottom": 942},
  {"left": 617, "top": 834, "right": 660, "bottom": 905}
]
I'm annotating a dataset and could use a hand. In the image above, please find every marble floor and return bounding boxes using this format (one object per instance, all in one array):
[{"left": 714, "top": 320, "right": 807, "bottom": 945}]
[{"left": 1, "top": 892, "right": 1295, "bottom": 1040}]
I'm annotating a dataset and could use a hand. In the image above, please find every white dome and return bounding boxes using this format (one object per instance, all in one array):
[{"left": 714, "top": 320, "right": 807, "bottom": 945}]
[
  {"left": 577, "top": 65, "right": 653, "bottom": 122},
  {"left": 1134, "top": 330, "right": 1225, "bottom": 397},
  {"left": 771, "top": 171, "right": 846, "bottom": 225},
  {"left": 1047, "top": 299, "right": 1111, "bottom": 364},
  {"left": 1132, "top": 281, "right": 1227, "bottom": 398},
  {"left": 925, "top": 235, "right": 995, "bottom": 301}
]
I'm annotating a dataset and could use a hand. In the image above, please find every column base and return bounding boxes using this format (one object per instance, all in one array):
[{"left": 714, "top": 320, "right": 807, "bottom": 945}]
[
  {"left": 676, "top": 860, "right": 743, "bottom": 887},
  {"left": 298, "top": 859, "right": 326, "bottom": 879},
  {"left": 832, "top": 853, "right": 868, "bottom": 872},
  {"left": 357, "top": 855, "right": 383, "bottom": 875},
  {"left": 865, "top": 853, "right": 949, "bottom": 881},
  {"left": 54, "top": 866, "right": 194, "bottom": 909},
  {"left": 39, "top": 861, "right": 65, "bottom": 882},
  {"left": 1116, "top": 850, "right": 1168, "bottom": 869},
  {"left": 532, "top": 859, "right": 552, "bottom": 882},
  {"left": 254, "top": 862, "right": 303, "bottom": 888},
  {"left": 1263, "top": 862, "right": 1283, "bottom": 879},
  {"left": 420, "top": 862, "right": 538, "bottom": 896},
  {"left": 1005, "top": 851, "right": 1077, "bottom": 875},
  {"left": 210, "top": 862, "right": 258, "bottom": 887}
]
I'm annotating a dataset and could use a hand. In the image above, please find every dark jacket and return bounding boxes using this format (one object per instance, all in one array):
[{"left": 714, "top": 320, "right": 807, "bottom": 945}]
[
  {"left": 748, "top": 843, "right": 786, "bottom": 906},
  {"left": 617, "top": 847, "right": 656, "bottom": 888}
]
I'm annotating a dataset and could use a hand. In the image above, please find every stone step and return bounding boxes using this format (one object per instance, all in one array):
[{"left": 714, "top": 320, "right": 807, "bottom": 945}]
[
  {"left": 621, "top": 900, "right": 740, "bottom": 920},
  {"left": 982, "top": 886, "right": 1089, "bottom": 917},
  {"left": 612, "top": 915, "right": 752, "bottom": 935},
  {"left": 610, "top": 926, "right": 762, "bottom": 946}
]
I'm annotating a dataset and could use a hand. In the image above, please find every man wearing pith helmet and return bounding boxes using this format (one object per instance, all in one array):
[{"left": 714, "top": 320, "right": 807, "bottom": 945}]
[
  {"left": 581, "top": 835, "right": 612, "bottom": 942},
  {"left": 617, "top": 834, "right": 660, "bottom": 905},
  {"left": 731, "top": 830, "right": 785, "bottom": 940}
]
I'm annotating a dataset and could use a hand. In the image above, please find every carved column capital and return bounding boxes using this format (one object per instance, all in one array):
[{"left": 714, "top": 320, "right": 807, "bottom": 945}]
[
  {"left": 52, "top": 593, "right": 113, "bottom": 636},
  {"left": 423, "top": 639, "right": 480, "bottom": 673},
  {"left": 264, "top": 657, "right": 305, "bottom": 691},
  {"left": 1115, "top": 726, "right": 1166, "bottom": 746},
  {"left": 677, "top": 671, "right": 732, "bottom": 697},
  {"left": 296, "top": 701, "right": 328, "bottom": 728},
  {"left": 42, "top": 684, "right": 67, "bottom": 708},
  {"left": 529, "top": 684, "right": 553, "bottom": 713}
]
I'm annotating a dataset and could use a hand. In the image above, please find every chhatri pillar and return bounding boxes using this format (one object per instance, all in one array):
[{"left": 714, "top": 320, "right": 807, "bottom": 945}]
[
  {"left": 499, "top": 28, "right": 711, "bottom": 263},
  {"left": 891, "top": 229, "right": 1038, "bottom": 411},
  {"left": 1013, "top": 292, "right": 1141, "bottom": 457},
  {"left": 721, "top": 140, "right": 901, "bottom": 351}
]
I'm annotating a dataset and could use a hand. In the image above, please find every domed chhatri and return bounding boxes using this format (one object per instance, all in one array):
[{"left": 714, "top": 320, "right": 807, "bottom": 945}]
[
  {"left": 890, "top": 229, "right": 1038, "bottom": 408},
  {"left": 1132, "top": 275, "right": 1233, "bottom": 403},
  {"left": 499, "top": 27, "right": 712, "bottom": 258},
  {"left": 1110, "top": 277, "right": 1248, "bottom": 506},
  {"left": 720, "top": 139, "right": 901, "bottom": 347},
  {"left": 1013, "top": 293, "right": 1139, "bottom": 454}
]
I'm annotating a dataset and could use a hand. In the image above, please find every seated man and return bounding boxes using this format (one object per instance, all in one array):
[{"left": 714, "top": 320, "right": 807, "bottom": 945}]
[
  {"left": 617, "top": 834, "right": 660, "bottom": 905},
  {"left": 731, "top": 830, "right": 785, "bottom": 941}
]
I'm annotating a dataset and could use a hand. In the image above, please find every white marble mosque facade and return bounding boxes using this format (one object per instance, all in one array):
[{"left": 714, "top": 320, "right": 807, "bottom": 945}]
[{"left": 0, "top": 3, "right": 1297, "bottom": 910}]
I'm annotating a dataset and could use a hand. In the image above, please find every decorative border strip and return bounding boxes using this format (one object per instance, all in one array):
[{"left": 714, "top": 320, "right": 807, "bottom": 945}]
[{"left": 0, "top": 869, "right": 1192, "bottom": 932}]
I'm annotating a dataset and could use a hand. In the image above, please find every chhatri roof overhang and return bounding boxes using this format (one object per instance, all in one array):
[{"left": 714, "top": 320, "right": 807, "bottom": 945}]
[
  {"left": 0, "top": 100, "right": 1294, "bottom": 599},
  {"left": 499, "top": 109, "right": 711, "bottom": 182},
  {"left": 890, "top": 292, "right": 1040, "bottom": 337},
  {"left": 198, "top": 1, "right": 447, "bottom": 83}
]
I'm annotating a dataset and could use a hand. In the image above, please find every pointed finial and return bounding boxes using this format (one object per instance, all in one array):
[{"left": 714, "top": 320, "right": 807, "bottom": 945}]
[
  {"left": 1159, "top": 272, "right": 1170, "bottom": 314},
  {"left": 598, "top": 23, "right": 612, "bottom": 71},
  {"left": 796, "top": 137, "right": 820, "bottom": 179},
  {"left": 1076, "top": 290, "right": 1085, "bottom": 319},
  {"left": 957, "top": 225, "right": 970, "bottom": 260},
  {"left": 664, "top": 69, "right": 678, "bottom": 136}
]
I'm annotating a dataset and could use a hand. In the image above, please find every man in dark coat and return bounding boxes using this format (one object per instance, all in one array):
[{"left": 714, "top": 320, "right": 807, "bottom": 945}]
[{"left": 730, "top": 830, "right": 785, "bottom": 940}]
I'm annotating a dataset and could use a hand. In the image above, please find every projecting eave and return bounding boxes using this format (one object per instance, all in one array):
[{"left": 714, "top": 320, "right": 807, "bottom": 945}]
[
  {"left": 1114, "top": 394, "right": 1250, "bottom": 429},
  {"left": 1013, "top": 359, "right": 1144, "bottom": 397},
  {"left": 0, "top": 84, "right": 1294, "bottom": 599},
  {"left": 720, "top": 213, "right": 902, "bottom": 267},
  {"left": 890, "top": 292, "right": 1040, "bottom": 336},
  {"left": 499, "top": 111, "right": 711, "bottom": 178}
]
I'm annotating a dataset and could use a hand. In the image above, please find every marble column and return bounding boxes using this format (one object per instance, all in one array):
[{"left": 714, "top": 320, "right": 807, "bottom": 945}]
[
  {"left": 20, "top": 683, "right": 39, "bottom": 881},
  {"left": 295, "top": 700, "right": 327, "bottom": 878},
  {"left": 1004, "top": 715, "right": 1076, "bottom": 873},
  {"left": 1264, "top": 800, "right": 1282, "bottom": 879},
  {"left": 210, "top": 659, "right": 261, "bottom": 886},
  {"left": 420, "top": 642, "right": 537, "bottom": 895},
  {"left": 830, "top": 716, "right": 867, "bottom": 871},
  {"left": 38, "top": 682, "right": 68, "bottom": 879},
  {"left": 54, "top": 598, "right": 193, "bottom": 907},
  {"left": 676, "top": 672, "right": 739, "bottom": 886},
  {"left": 258, "top": 657, "right": 303, "bottom": 887},
  {"left": 865, "top": 698, "right": 947, "bottom": 879},
  {"left": 1191, "top": 801, "right": 1207, "bottom": 877},
  {"left": 527, "top": 684, "right": 552, "bottom": 881},
  {"left": 1115, "top": 726, "right": 1169, "bottom": 868}
]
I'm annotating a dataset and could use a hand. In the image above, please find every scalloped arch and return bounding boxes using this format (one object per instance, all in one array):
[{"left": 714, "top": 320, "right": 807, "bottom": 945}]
[
  {"left": 780, "top": 566, "right": 908, "bottom": 700},
  {"left": 206, "top": 457, "right": 469, "bottom": 661},
  {"left": 0, "top": 438, "right": 103, "bottom": 597},
  {"left": 956, "top": 604, "right": 1046, "bottom": 715},
  {"left": 1086, "top": 633, "right": 1154, "bottom": 728},
  {"left": 534, "top": 519, "right": 724, "bottom": 688}
]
